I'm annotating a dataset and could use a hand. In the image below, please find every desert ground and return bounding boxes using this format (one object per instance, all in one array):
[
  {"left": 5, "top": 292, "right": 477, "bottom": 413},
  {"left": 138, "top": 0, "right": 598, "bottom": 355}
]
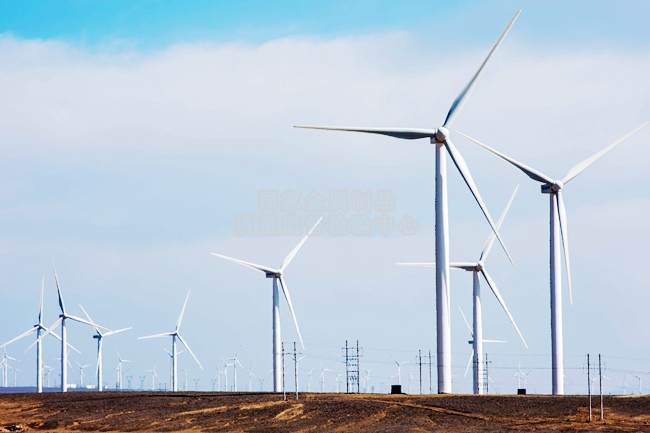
[{"left": 1, "top": 391, "right": 650, "bottom": 432}]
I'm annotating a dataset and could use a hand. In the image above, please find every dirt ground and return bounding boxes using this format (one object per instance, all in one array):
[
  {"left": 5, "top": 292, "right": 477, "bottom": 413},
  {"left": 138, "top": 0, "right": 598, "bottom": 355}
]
[{"left": 1, "top": 391, "right": 649, "bottom": 432}]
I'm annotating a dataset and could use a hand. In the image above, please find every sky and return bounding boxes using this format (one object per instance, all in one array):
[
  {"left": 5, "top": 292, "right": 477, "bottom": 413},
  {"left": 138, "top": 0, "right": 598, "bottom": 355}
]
[{"left": 0, "top": 0, "right": 649, "bottom": 395}]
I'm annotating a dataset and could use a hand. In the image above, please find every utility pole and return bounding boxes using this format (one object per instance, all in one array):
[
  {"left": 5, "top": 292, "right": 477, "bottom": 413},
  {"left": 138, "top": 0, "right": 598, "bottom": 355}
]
[
  {"left": 429, "top": 350, "right": 433, "bottom": 394},
  {"left": 419, "top": 350, "right": 422, "bottom": 394},
  {"left": 282, "top": 342, "right": 286, "bottom": 401},
  {"left": 587, "top": 354, "right": 591, "bottom": 422},
  {"left": 485, "top": 353, "right": 489, "bottom": 395},
  {"left": 599, "top": 354, "right": 603, "bottom": 421},
  {"left": 294, "top": 342, "right": 298, "bottom": 400}
]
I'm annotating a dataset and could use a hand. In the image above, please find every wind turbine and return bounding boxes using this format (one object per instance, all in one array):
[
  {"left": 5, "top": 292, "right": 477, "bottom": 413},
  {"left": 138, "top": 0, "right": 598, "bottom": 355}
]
[
  {"left": 76, "top": 361, "right": 90, "bottom": 388},
  {"left": 162, "top": 345, "right": 184, "bottom": 388},
  {"left": 79, "top": 304, "right": 131, "bottom": 392},
  {"left": 305, "top": 368, "right": 314, "bottom": 392},
  {"left": 228, "top": 345, "right": 245, "bottom": 392},
  {"left": 398, "top": 185, "right": 527, "bottom": 394},
  {"left": 458, "top": 306, "right": 506, "bottom": 393},
  {"left": 363, "top": 368, "right": 373, "bottom": 393},
  {"left": 513, "top": 360, "right": 531, "bottom": 391},
  {"left": 456, "top": 121, "right": 648, "bottom": 394},
  {"left": 115, "top": 350, "right": 133, "bottom": 391},
  {"left": 181, "top": 367, "right": 189, "bottom": 391},
  {"left": 144, "top": 364, "right": 158, "bottom": 391},
  {"left": 389, "top": 355, "right": 412, "bottom": 386},
  {"left": 32, "top": 263, "right": 105, "bottom": 392},
  {"left": 211, "top": 216, "right": 323, "bottom": 392},
  {"left": 294, "top": 12, "right": 520, "bottom": 393},
  {"left": 1, "top": 277, "right": 79, "bottom": 393},
  {"left": 138, "top": 290, "right": 203, "bottom": 392}
]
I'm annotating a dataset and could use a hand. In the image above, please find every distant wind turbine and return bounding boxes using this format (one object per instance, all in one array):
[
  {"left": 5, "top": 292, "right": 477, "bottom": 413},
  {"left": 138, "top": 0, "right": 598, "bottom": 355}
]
[
  {"left": 294, "top": 12, "right": 520, "bottom": 393},
  {"left": 456, "top": 121, "right": 648, "bottom": 394},
  {"left": 211, "top": 216, "right": 323, "bottom": 392},
  {"left": 79, "top": 304, "right": 131, "bottom": 392},
  {"left": 138, "top": 290, "right": 203, "bottom": 392}
]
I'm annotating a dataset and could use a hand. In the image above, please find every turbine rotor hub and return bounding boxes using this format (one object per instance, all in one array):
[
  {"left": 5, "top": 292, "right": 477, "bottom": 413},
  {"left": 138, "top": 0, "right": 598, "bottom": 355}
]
[
  {"left": 476, "top": 261, "right": 484, "bottom": 271},
  {"left": 432, "top": 127, "right": 449, "bottom": 143},
  {"left": 552, "top": 180, "right": 564, "bottom": 191}
]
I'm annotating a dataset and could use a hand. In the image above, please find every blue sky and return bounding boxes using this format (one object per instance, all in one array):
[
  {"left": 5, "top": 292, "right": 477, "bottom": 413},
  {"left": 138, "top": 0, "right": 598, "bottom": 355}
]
[
  {"left": 0, "top": 1, "right": 649, "bottom": 395},
  {"left": 2, "top": 1, "right": 649, "bottom": 51}
]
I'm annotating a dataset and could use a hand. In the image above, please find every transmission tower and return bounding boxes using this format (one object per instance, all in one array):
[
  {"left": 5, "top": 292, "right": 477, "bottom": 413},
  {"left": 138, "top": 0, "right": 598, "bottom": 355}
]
[{"left": 342, "top": 340, "right": 363, "bottom": 393}]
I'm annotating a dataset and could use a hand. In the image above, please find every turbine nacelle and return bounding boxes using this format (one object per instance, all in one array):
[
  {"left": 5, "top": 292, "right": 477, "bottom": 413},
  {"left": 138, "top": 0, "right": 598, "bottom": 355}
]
[
  {"left": 541, "top": 180, "right": 563, "bottom": 194},
  {"left": 431, "top": 127, "right": 450, "bottom": 144},
  {"left": 265, "top": 271, "right": 282, "bottom": 278}
]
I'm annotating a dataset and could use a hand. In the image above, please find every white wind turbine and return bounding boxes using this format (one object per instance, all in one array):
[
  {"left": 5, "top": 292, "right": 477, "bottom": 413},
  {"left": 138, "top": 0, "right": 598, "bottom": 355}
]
[
  {"left": 398, "top": 185, "right": 527, "bottom": 394},
  {"left": 389, "top": 355, "right": 413, "bottom": 386},
  {"left": 115, "top": 350, "right": 133, "bottom": 390},
  {"left": 1, "top": 277, "right": 79, "bottom": 393},
  {"left": 32, "top": 263, "right": 105, "bottom": 392},
  {"left": 228, "top": 345, "right": 245, "bottom": 392},
  {"left": 294, "top": 12, "right": 520, "bottom": 393},
  {"left": 458, "top": 306, "right": 506, "bottom": 393},
  {"left": 79, "top": 304, "right": 131, "bottom": 392},
  {"left": 145, "top": 364, "right": 158, "bottom": 391},
  {"left": 456, "top": 121, "right": 648, "bottom": 394},
  {"left": 76, "top": 361, "right": 90, "bottom": 388},
  {"left": 138, "top": 290, "right": 203, "bottom": 392},
  {"left": 211, "top": 216, "right": 323, "bottom": 392}
]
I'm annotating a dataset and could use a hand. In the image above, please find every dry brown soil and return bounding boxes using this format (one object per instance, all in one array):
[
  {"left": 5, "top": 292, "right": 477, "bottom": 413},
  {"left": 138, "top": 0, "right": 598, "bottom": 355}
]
[{"left": 1, "top": 392, "right": 649, "bottom": 432}]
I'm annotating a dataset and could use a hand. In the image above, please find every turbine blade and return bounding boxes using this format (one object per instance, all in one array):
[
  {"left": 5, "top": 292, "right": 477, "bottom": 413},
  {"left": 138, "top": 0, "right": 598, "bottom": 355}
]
[
  {"left": 395, "top": 262, "right": 435, "bottom": 267},
  {"left": 24, "top": 318, "right": 62, "bottom": 353},
  {"left": 138, "top": 332, "right": 174, "bottom": 340},
  {"left": 458, "top": 305, "right": 473, "bottom": 337},
  {"left": 66, "top": 341, "right": 82, "bottom": 355},
  {"left": 0, "top": 327, "right": 37, "bottom": 348},
  {"left": 176, "top": 291, "right": 191, "bottom": 332},
  {"left": 480, "top": 184, "right": 519, "bottom": 262},
  {"left": 294, "top": 126, "right": 438, "bottom": 140},
  {"left": 177, "top": 334, "right": 203, "bottom": 370},
  {"left": 445, "top": 138, "right": 514, "bottom": 264},
  {"left": 280, "top": 216, "right": 323, "bottom": 271},
  {"left": 210, "top": 253, "right": 276, "bottom": 274},
  {"left": 443, "top": 11, "right": 520, "bottom": 128},
  {"left": 103, "top": 327, "right": 132, "bottom": 337},
  {"left": 52, "top": 262, "right": 66, "bottom": 314},
  {"left": 556, "top": 191, "right": 573, "bottom": 305},
  {"left": 483, "top": 339, "right": 507, "bottom": 344},
  {"left": 455, "top": 131, "right": 554, "bottom": 184},
  {"left": 464, "top": 349, "right": 474, "bottom": 378},
  {"left": 67, "top": 315, "right": 111, "bottom": 330},
  {"left": 79, "top": 304, "right": 101, "bottom": 334},
  {"left": 450, "top": 262, "right": 480, "bottom": 270},
  {"left": 480, "top": 268, "right": 528, "bottom": 349},
  {"left": 562, "top": 121, "right": 649, "bottom": 184},
  {"left": 278, "top": 276, "right": 305, "bottom": 350}
]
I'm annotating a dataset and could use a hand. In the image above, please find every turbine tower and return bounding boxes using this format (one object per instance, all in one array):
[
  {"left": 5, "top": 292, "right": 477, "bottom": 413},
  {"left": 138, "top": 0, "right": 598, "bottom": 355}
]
[
  {"left": 211, "top": 216, "right": 323, "bottom": 392},
  {"left": 79, "top": 304, "right": 131, "bottom": 392},
  {"left": 294, "top": 12, "right": 520, "bottom": 393},
  {"left": 138, "top": 290, "right": 203, "bottom": 392},
  {"left": 456, "top": 121, "right": 648, "bottom": 394},
  {"left": 33, "top": 263, "right": 104, "bottom": 392},
  {"left": 0, "top": 277, "right": 78, "bottom": 393},
  {"left": 398, "top": 185, "right": 527, "bottom": 394}
]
